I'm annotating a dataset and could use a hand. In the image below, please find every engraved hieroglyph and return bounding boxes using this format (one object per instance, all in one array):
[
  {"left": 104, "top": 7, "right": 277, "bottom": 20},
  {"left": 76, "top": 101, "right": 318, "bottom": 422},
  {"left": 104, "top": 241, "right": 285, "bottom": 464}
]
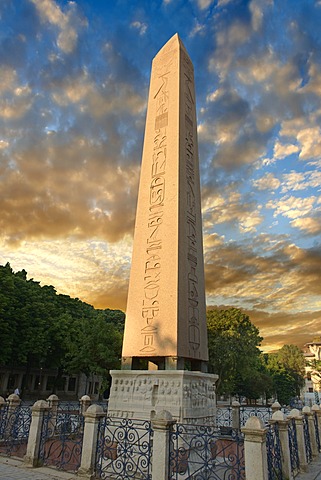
[{"left": 122, "top": 33, "right": 208, "bottom": 363}]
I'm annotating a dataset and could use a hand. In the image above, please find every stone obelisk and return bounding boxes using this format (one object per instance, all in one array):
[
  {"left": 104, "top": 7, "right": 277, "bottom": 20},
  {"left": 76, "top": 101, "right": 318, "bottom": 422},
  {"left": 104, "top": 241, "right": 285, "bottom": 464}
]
[{"left": 108, "top": 34, "right": 217, "bottom": 423}]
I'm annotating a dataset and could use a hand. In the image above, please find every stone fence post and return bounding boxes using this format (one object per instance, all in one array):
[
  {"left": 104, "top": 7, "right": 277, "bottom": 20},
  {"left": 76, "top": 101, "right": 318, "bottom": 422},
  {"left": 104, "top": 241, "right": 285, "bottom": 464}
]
[
  {"left": 312, "top": 404, "right": 321, "bottom": 444},
  {"left": 5, "top": 393, "right": 21, "bottom": 437},
  {"left": 7, "top": 393, "right": 21, "bottom": 412},
  {"left": 271, "top": 401, "right": 281, "bottom": 414},
  {"left": 46, "top": 394, "right": 59, "bottom": 436},
  {"left": 151, "top": 411, "right": 176, "bottom": 480},
  {"left": 303, "top": 406, "right": 318, "bottom": 458},
  {"left": 0, "top": 396, "right": 7, "bottom": 437},
  {"left": 241, "top": 416, "right": 268, "bottom": 480},
  {"left": 78, "top": 404, "right": 105, "bottom": 479},
  {"left": 288, "top": 408, "right": 308, "bottom": 472},
  {"left": 269, "top": 410, "right": 293, "bottom": 480},
  {"left": 231, "top": 401, "right": 240, "bottom": 430},
  {"left": 80, "top": 395, "right": 92, "bottom": 415},
  {"left": 0, "top": 396, "right": 6, "bottom": 409},
  {"left": 24, "top": 400, "right": 51, "bottom": 467}
]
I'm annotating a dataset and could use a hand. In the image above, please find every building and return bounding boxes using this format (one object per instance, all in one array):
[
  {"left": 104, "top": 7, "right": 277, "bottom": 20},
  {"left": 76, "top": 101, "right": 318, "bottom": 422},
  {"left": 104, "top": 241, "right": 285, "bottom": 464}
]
[
  {"left": 0, "top": 366, "right": 102, "bottom": 401},
  {"left": 303, "top": 336, "right": 321, "bottom": 405}
]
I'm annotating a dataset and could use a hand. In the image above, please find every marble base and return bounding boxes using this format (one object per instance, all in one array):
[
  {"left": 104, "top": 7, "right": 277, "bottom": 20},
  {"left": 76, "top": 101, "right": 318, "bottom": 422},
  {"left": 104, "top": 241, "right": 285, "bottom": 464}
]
[{"left": 107, "top": 370, "right": 218, "bottom": 424}]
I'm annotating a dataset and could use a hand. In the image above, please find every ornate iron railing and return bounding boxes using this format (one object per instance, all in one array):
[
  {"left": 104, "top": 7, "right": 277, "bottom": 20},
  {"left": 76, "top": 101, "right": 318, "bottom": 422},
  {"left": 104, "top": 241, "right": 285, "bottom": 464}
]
[
  {"left": 95, "top": 416, "right": 153, "bottom": 479},
  {"left": 0, "top": 403, "right": 32, "bottom": 457},
  {"left": 240, "top": 406, "right": 272, "bottom": 426},
  {"left": 39, "top": 402, "right": 84, "bottom": 471},
  {"left": 303, "top": 414, "right": 312, "bottom": 463},
  {"left": 169, "top": 423, "right": 245, "bottom": 479},
  {"left": 313, "top": 411, "right": 321, "bottom": 452},
  {"left": 216, "top": 406, "right": 232, "bottom": 427},
  {"left": 266, "top": 423, "right": 283, "bottom": 480},
  {"left": 288, "top": 417, "right": 300, "bottom": 475}
]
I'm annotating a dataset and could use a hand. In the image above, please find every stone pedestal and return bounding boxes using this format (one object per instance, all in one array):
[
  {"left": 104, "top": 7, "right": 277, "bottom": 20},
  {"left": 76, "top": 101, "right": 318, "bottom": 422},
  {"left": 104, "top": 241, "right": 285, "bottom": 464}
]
[{"left": 108, "top": 370, "right": 218, "bottom": 424}]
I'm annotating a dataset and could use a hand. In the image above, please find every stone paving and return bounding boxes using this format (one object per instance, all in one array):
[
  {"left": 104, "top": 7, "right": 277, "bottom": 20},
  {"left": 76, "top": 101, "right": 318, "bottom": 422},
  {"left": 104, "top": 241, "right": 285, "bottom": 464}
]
[
  {"left": 2, "top": 453, "right": 321, "bottom": 480},
  {"left": 0, "top": 456, "right": 76, "bottom": 480},
  {"left": 295, "top": 454, "right": 321, "bottom": 480}
]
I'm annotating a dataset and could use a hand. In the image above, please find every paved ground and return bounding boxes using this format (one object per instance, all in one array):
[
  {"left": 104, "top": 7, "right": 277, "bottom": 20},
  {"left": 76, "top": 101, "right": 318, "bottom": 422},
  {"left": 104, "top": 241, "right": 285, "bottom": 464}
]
[
  {"left": 292, "top": 454, "right": 321, "bottom": 480},
  {"left": 2, "top": 453, "right": 321, "bottom": 479},
  {"left": 0, "top": 456, "right": 76, "bottom": 480}
]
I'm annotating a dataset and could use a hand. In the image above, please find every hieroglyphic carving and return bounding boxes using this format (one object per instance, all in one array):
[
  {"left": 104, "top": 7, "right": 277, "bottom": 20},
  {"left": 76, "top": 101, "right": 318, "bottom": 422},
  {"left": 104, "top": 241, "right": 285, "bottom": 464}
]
[
  {"left": 182, "top": 53, "right": 201, "bottom": 355},
  {"left": 140, "top": 55, "right": 173, "bottom": 353}
]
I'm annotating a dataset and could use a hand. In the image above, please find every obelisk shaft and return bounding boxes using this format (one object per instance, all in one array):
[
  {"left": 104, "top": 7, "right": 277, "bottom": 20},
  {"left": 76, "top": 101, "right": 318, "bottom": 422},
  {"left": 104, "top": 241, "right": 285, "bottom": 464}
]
[{"left": 122, "top": 34, "right": 208, "bottom": 368}]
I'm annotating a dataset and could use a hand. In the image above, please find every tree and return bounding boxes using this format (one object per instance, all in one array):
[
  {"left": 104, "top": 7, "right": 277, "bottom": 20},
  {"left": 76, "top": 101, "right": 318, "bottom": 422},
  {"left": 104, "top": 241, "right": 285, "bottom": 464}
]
[
  {"left": 207, "top": 307, "right": 263, "bottom": 396},
  {"left": 275, "top": 344, "right": 305, "bottom": 378},
  {"left": 272, "top": 370, "right": 298, "bottom": 405},
  {"left": 0, "top": 263, "right": 125, "bottom": 392},
  {"left": 65, "top": 313, "right": 123, "bottom": 378},
  {"left": 266, "top": 345, "right": 305, "bottom": 403}
]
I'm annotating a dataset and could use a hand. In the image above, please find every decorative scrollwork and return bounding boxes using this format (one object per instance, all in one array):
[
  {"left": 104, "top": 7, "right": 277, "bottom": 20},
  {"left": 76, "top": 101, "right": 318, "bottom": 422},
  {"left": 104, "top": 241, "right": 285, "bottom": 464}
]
[
  {"left": 0, "top": 404, "right": 32, "bottom": 458},
  {"left": 169, "top": 422, "right": 245, "bottom": 479},
  {"left": 288, "top": 418, "right": 300, "bottom": 474},
  {"left": 266, "top": 424, "right": 282, "bottom": 480},
  {"left": 39, "top": 402, "right": 84, "bottom": 472},
  {"left": 303, "top": 414, "right": 312, "bottom": 462},
  {"left": 95, "top": 416, "right": 153, "bottom": 479}
]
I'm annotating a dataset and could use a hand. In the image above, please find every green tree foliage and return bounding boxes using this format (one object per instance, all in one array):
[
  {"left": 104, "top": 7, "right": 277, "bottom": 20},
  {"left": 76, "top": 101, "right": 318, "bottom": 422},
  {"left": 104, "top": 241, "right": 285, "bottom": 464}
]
[
  {"left": 207, "top": 307, "right": 265, "bottom": 397},
  {"left": 0, "top": 263, "right": 124, "bottom": 387},
  {"left": 265, "top": 344, "right": 305, "bottom": 404}
]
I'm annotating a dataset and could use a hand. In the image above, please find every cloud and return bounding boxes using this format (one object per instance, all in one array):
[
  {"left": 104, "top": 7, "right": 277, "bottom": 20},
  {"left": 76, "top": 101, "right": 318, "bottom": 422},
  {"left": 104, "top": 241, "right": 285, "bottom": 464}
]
[
  {"left": 29, "top": 0, "right": 86, "bottom": 54},
  {"left": 253, "top": 173, "right": 281, "bottom": 191},
  {"left": 290, "top": 216, "right": 321, "bottom": 235},
  {"left": 267, "top": 195, "right": 317, "bottom": 220},
  {"left": 274, "top": 141, "right": 300, "bottom": 159},
  {"left": 0, "top": 66, "right": 33, "bottom": 119},
  {"left": 190, "top": 20, "right": 206, "bottom": 37},
  {"left": 130, "top": 21, "right": 148, "bottom": 36},
  {"left": 203, "top": 189, "right": 264, "bottom": 234},
  {"left": 0, "top": 237, "right": 132, "bottom": 310},
  {"left": 196, "top": 0, "right": 213, "bottom": 10},
  {"left": 205, "top": 235, "right": 321, "bottom": 315},
  {"left": 0, "top": 131, "right": 141, "bottom": 245}
]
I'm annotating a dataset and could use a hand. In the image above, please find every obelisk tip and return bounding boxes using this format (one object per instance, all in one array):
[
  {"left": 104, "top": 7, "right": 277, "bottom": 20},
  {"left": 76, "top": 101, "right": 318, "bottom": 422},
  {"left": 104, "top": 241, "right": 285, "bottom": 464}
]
[{"left": 154, "top": 33, "right": 189, "bottom": 60}]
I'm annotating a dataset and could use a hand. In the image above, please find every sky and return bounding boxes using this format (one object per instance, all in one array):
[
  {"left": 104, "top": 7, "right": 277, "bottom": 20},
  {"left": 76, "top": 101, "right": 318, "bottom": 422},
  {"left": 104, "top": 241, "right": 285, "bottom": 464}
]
[{"left": 0, "top": 0, "right": 321, "bottom": 353}]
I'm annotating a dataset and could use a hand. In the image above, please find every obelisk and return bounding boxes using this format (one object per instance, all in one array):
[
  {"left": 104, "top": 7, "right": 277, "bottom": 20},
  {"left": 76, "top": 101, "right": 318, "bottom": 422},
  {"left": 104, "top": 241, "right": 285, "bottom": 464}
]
[
  {"left": 108, "top": 34, "right": 217, "bottom": 423},
  {"left": 122, "top": 33, "right": 208, "bottom": 371}
]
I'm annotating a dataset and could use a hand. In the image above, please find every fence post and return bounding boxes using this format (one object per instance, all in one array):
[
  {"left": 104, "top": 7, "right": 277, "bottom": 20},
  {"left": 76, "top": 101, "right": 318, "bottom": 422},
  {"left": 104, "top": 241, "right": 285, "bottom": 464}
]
[
  {"left": 303, "top": 405, "right": 318, "bottom": 458},
  {"left": 271, "top": 401, "right": 281, "bottom": 414},
  {"left": 0, "top": 396, "right": 6, "bottom": 409},
  {"left": 269, "top": 410, "right": 293, "bottom": 480},
  {"left": 241, "top": 416, "right": 268, "bottom": 480},
  {"left": 78, "top": 404, "right": 105, "bottom": 479},
  {"left": 24, "top": 400, "right": 50, "bottom": 467},
  {"left": 46, "top": 394, "right": 59, "bottom": 435},
  {"left": 7, "top": 393, "right": 21, "bottom": 412},
  {"left": 312, "top": 404, "right": 321, "bottom": 449},
  {"left": 151, "top": 410, "right": 176, "bottom": 480},
  {"left": 80, "top": 395, "right": 92, "bottom": 415},
  {"left": 232, "top": 401, "right": 241, "bottom": 430},
  {"left": 288, "top": 408, "right": 308, "bottom": 473}
]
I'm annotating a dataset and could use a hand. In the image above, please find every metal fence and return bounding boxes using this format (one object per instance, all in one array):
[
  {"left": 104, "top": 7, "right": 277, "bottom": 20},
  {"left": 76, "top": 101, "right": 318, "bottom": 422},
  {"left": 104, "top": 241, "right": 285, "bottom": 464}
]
[
  {"left": 216, "top": 405, "right": 292, "bottom": 428},
  {"left": 288, "top": 417, "right": 300, "bottom": 475},
  {"left": 95, "top": 416, "right": 153, "bottom": 479},
  {"left": 303, "top": 413, "right": 312, "bottom": 463},
  {"left": 0, "top": 403, "right": 31, "bottom": 457},
  {"left": 266, "top": 423, "right": 283, "bottom": 480},
  {"left": 39, "top": 402, "right": 84, "bottom": 472},
  {"left": 169, "top": 423, "right": 245, "bottom": 480}
]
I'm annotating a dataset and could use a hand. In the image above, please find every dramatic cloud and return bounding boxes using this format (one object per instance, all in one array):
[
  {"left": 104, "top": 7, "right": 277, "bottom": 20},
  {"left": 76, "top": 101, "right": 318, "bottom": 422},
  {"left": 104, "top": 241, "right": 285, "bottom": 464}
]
[{"left": 1, "top": 0, "right": 320, "bottom": 351}]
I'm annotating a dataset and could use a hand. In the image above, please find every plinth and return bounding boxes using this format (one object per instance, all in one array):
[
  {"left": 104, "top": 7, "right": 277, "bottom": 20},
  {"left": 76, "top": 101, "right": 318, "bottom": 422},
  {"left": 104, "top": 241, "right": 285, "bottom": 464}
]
[{"left": 108, "top": 370, "right": 218, "bottom": 424}]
